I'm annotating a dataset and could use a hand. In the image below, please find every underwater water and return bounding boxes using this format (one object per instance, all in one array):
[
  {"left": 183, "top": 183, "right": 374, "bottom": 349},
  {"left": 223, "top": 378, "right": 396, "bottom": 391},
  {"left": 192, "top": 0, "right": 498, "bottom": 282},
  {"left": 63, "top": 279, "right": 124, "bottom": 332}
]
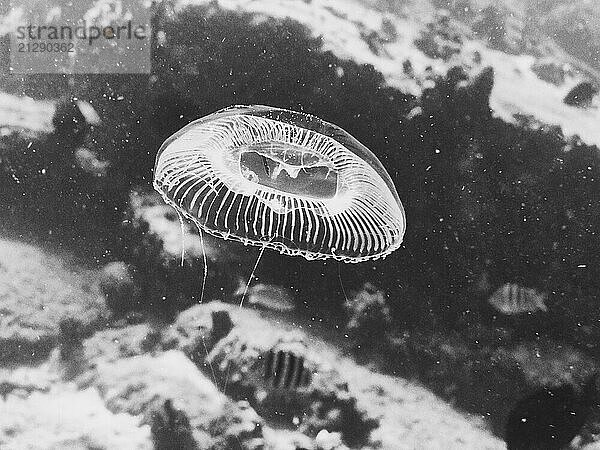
[{"left": 1, "top": 1, "right": 600, "bottom": 449}]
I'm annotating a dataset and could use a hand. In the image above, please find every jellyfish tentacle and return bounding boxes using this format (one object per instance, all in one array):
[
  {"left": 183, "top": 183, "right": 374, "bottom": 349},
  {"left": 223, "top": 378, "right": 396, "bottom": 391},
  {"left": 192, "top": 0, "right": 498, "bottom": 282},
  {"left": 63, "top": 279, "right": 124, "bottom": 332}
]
[
  {"left": 198, "top": 226, "right": 208, "bottom": 304},
  {"left": 177, "top": 210, "right": 186, "bottom": 267},
  {"left": 239, "top": 244, "right": 267, "bottom": 309}
]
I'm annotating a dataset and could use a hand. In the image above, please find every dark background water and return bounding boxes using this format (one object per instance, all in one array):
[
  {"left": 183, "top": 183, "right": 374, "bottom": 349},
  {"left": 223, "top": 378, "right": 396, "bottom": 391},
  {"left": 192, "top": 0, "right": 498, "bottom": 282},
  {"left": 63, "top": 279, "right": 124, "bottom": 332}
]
[{"left": 1, "top": 0, "right": 600, "bottom": 442}]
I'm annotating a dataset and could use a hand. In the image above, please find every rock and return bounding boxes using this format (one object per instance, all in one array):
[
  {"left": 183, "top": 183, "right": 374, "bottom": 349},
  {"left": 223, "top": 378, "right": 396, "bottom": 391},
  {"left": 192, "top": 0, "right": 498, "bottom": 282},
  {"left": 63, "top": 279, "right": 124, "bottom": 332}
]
[
  {"left": 98, "top": 261, "right": 135, "bottom": 314},
  {"left": 56, "top": 317, "right": 87, "bottom": 380},
  {"left": 0, "top": 238, "right": 107, "bottom": 364},
  {"left": 211, "top": 310, "right": 234, "bottom": 342},
  {"left": 262, "top": 426, "right": 314, "bottom": 450},
  {"left": 150, "top": 399, "right": 197, "bottom": 450},
  {"left": 564, "top": 82, "right": 598, "bottom": 108},
  {"left": 414, "top": 14, "right": 462, "bottom": 61},
  {"left": 472, "top": 6, "right": 507, "bottom": 51},
  {"left": 210, "top": 399, "right": 265, "bottom": 449},
  {"left": 165, "top": 301, "right": 231, "bottom": 363},
  {"left": 89, "top": 350, "right": 264, "bottom": 448},
  {"left": 82, "top": 323, "right": 160, "bottom": 366},
  {"left": 402, "top": 59, "right": 414, "bottom": 77},
  {"left": 0, "top": 92, "right": 55, "bottom": 136},
  {"left": 177, "top": 304, "right": 310, "bottom": 396},
  {"left": 77, "top": 322, "right": 180, "bottom": 388},
  {"left": 469, "top": 66, "right": 494, "bottom": 104},
  {"left": 125, "top": 191, "right": 223, "bottom": 264},
  {"left": 173, "top": 303, "right": 377, "bottom": 447},
  {"left": 315, "top": 429, "right": 345, "bottom": 450},
  {"left": 531, "top": 59, "right": 569, "bottom": 86},
  {"left": 0, "top": 363, "right": 56, "bottom": 401},
  {"left": 344, "top": 283, "right": 392, "bottom": 348},
  {"left": 58, "top": 318, "right": 86, "bottom": 357},
  {"left": 0, "top": 386, "right": 151, "bottom": 449}
]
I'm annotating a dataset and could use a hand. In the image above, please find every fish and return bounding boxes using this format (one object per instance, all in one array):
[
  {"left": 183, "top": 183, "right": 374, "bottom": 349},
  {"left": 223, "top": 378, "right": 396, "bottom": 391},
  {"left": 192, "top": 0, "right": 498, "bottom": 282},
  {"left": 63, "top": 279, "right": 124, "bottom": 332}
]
[
  {"left": 235, "top": 282, "right": 296, "bottom": 312},
  {"left": 263, "top": 349, "right": 311, "bottom": 390},
  {"left": 488, "top": 283, "right": 548, "bottom": 315}
]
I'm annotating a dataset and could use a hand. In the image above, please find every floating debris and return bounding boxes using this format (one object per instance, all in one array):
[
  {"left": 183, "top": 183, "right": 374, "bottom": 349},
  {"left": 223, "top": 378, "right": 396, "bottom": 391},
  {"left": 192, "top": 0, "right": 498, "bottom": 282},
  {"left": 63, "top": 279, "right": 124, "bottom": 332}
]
[
  {"left": 76, "top": 100, "right": 101, "bottom": 126},
  {"left": 74, "top": 147, "right": 110, "bottom": 177}
]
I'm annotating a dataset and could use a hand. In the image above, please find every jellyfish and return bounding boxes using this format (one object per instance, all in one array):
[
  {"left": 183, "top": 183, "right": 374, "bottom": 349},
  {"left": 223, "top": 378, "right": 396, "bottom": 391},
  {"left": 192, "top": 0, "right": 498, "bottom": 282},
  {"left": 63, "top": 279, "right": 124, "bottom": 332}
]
[{"left": 153, "top": 105, "right": 406, "bottom": 303}]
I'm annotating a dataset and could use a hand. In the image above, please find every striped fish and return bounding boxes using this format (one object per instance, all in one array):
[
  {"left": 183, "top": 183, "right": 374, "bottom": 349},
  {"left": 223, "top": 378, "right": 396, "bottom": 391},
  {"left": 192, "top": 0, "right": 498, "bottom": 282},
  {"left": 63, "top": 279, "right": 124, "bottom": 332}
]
[
  {"left": 263, "top": 349, "right": 312, "bottom": 390},
  {"left": 488, "top": 283, "right": 548, "bottom": 315}
]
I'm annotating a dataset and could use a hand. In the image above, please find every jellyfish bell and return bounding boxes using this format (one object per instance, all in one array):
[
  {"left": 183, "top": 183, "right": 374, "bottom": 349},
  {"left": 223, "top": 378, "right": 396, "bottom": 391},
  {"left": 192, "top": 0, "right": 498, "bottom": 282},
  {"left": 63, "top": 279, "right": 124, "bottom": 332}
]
[{"left": 153, "top": 105, "right": 406, "bottom": 263}]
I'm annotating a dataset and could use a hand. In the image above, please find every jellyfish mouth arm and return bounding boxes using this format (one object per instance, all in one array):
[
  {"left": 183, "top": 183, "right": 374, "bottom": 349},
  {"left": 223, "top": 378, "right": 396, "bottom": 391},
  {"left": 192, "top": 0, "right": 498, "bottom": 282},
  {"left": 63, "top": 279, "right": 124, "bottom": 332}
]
[
  {"left": 236, "top": 150, "right": 340, "bottom": 202},
  {"left": 239, "top": 140, "right": 336, "bottom": 178}
]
